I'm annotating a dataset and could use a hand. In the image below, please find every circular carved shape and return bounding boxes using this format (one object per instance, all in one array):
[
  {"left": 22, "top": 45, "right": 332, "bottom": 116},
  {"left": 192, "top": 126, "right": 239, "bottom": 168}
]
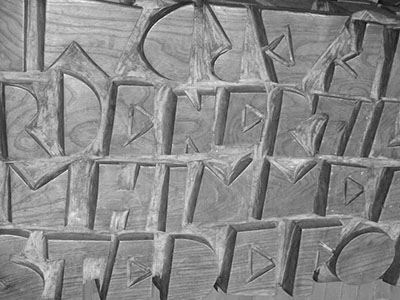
[{"left": 336, "top": 232, "right": 395, "bottom": 285}]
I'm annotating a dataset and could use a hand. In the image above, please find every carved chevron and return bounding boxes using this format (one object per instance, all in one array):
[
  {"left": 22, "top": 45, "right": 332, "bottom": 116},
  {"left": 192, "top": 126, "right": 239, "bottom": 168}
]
[
  {"left": 269, "top": 157, "right": 317, "bottom": 184},
  {"left": 205, "top": 150, "right": 252, "bottom": 186},
  {"left": 289, "top": 113, "right": 328, "bottom": 156},
  {"left": 11, "top": 156, "right": 76, "bottom": 190}
]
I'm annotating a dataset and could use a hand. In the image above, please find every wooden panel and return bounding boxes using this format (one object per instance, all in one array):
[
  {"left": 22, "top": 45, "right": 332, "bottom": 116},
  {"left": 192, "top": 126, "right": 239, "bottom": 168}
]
[{"left": 2, "top": 0, "right": 400, "bottom": 299}]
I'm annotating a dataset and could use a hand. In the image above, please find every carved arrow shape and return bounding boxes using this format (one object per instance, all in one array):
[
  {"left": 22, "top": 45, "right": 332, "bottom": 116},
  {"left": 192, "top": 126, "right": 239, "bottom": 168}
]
[
  {"left": 344, "top": 176, "right": 364, "bottom": 206},
  {"left": 246, "top": 244, "right": 275, "bottom": 284},
  {"left": 205, "top": 150, "right": 253, "bottom": 186},
  {"left": 262, "top": 25, "right": 295, "bottom": 67},
  {"left": 269, "top": 157, "right": 317, "bottom": 184},
  {"left": 11, "top": 156, "right": 77, "bottom": 190},
  {"left": 123, "top": 105, "right": 154, "bottom": 147},
  {"left": 289, "top": 113, "right": 328, "bottom": 156}
]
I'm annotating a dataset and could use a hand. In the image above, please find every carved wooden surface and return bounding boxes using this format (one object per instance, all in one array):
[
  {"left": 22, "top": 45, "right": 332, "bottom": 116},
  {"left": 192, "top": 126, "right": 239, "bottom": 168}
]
[{"left": 2, "top": 0, "right": 400, "bottom": 299}]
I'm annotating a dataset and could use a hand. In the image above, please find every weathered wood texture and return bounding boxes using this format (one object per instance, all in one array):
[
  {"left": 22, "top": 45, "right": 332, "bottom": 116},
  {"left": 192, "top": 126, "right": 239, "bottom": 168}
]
[{"left": 2, "top": 0, "right": 400, "bottom": 299}]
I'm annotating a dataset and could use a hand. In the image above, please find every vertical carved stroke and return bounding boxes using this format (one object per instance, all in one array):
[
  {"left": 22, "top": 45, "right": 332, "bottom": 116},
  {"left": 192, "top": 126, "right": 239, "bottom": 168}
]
[
  {"left": 24, "top": 0, "right": 46, "bottom": 71},
  {"left": 146, "top": 86, "right": 177, "bottom": 231},
  {"left": 244, "top": 6, "right": 283, "bottom": 220}
]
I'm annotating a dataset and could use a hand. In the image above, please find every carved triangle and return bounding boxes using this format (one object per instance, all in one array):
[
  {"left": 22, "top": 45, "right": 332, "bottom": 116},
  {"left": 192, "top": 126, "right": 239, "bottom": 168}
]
[
  {"left": 204, "top": 4, "right": 232, "bottom": 62},
  {"left": 11, "top": 156, "right": 74, "bottom": 190},
  {"left": 388, "top": 109, "right": 400, "bottom": 147},
  {"left": 241, "top": 104, "right": 264, "bottom": 133},
  {"left": 184, "top": 89, "right": 202, "bottom": 111},
  {"left": 83, "top": 257, "right": 107, "bottom": 286},
  {"left": 246, "top": 245, "right": 275, "bottom": 284},
  {"left": 123, "top": 105, "right": 154, "bottom": 147},
  {"left": 262, "top": 25, "right": 295, "bottom": 67},
  {"left": 344, "top": 176, "right": 364, "bottom": 206},
  {"left": 184, "top": 136, "right": 200, "bottom": 153},
  {"left": 269, "top": 157, "right": 317, "bottom": 184},
  {"left": 205, "top": 151, "right": 252, "bottom": 186},
  {"left": 127, "top": 257, "right": 152, "bottom": 288},
  {"left": 289, "top": 113, "right": 329, "bottom": 156}
]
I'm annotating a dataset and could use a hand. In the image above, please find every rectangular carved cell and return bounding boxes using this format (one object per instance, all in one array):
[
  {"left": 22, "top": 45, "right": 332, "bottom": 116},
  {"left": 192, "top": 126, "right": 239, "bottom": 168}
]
[
  {"left": 96, "top": 164, "right": 154, "bottom": 231},
  {"left": 380, "top": 170, "right": 400, "bottom": 221},
  {"left": 263, "top": 159, "right": 320, "bottom": 218},
  {"left": 48, "top": 239, "right": 111, "bottom": 300},
  {"left": 193, "top": 165, "right": 251, "bottom": 226},
  {"left": 274, "top": 92, "right": 315, "bottom": 158},
  {"left": 110, "top": 86, "right": 156, "bottom": 156},
  {"left": 171, "top": 95, "right": 215, "bottom": 154},
  {"left": 10, "top": 167, "right": 67, "bottom": 227},
  {"left": 326, "top": 165, "right": 368, "bottom": 216},
  {"left": 223, "top": 93, "right": 266, "bottom": 147},
  {"left": 224, "top": 224, "right": 279, "bottom": 296},
  {"left": 370, "top": 102, "right": 400, "bottom": 159},
  {"left": 282, "top": 219, "right": 342, "bottom": 297},
  {"left": 108, "top": 239, "right": 154, "bottom": 300},
  {"left": 317, "top": 96, "right": 359, "bottom": 156}
]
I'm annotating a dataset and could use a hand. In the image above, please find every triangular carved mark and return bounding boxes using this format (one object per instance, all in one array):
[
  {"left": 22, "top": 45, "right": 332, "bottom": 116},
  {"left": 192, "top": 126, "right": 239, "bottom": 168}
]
[
  {"left": 184, "top": 89, "right": 202, "bottom": 111},
  {"left": 289, "top": 113, "right": 329, "bottom": 156},
  {"left": 205, "top": 151, "right": 253, "bottom": 186},
  {"left": 241, "top": 104, "right": 264, "bottom": 133},
  {"left": 388, "top": 109, "right": 400, "bottom": 147},
  {"left": 127, "top": 257, "right": 152, "bottom": 288},
  {"left": 11, "top": 156, "right": 75, "bottom": 190},
  {"left": 344, "top": 176, "right": 364, "bottom": 206},
  {"left": 184, "top": 136, "right": 200, "bottom": 154},
  {"left": 262, "top": 25, "right": 295, "bottom": 67},
  {"left": 246, "top": 245, "right": 275, "bottom": 284},
  {"left": 123, "top": 105, "right": 154, "bottom": 147},
  {"left": 269, "top": 157, "right": 317, "bottom": 184}
]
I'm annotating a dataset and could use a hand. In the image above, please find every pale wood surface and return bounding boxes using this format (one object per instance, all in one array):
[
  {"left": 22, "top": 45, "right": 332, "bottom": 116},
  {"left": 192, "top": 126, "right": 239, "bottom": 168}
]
[{"left": 1, "top": 0, "right": 400, "bottom": 299}]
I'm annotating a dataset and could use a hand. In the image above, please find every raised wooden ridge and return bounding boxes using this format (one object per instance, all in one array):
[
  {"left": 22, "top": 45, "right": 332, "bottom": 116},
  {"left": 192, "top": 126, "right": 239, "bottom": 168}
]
[{"left": 1, "top": 0, "right": 400, "bottom": 299}]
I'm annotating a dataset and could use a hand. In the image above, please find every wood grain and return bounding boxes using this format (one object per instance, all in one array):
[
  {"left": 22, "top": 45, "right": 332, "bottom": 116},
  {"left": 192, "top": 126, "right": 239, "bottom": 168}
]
[
  {"left": 2, "top": 0, "right": 400, "bottom": 299},
  {"left": 0, "top": 0, "right": 24, "bottom": 71}
]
